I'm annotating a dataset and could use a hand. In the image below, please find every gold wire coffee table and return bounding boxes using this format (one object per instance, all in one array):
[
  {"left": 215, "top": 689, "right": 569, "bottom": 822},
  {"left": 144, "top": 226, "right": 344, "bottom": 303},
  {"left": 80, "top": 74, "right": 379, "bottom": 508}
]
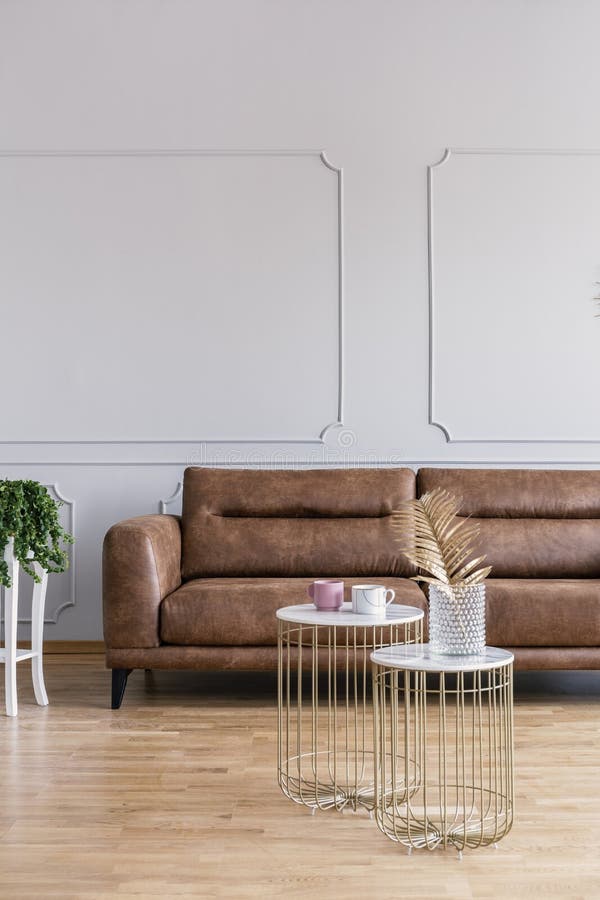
[
  {"left": 371, "top": 644, "right": 514, "bottom": 855},
  {"left": 277, "top": 602, "right": 424, "bottom": 814}
]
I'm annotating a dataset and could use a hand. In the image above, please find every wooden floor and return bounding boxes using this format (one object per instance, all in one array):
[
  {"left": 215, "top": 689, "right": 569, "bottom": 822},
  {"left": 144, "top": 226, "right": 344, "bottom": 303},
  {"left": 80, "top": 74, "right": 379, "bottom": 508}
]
[{"left": 0, "top": 657, "right": 599, "bottom": 899}]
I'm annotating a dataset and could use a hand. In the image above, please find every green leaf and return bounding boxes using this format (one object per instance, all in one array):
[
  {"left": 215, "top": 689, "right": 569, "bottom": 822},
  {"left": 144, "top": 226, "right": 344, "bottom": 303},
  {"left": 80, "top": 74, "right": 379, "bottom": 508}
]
[{"left": 0, "top": 480, "right": 74, "bottom": 587}]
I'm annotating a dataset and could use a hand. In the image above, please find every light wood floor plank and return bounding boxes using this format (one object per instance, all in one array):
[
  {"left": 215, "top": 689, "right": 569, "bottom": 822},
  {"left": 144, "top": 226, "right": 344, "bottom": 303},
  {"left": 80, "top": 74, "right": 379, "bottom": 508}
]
[{"left": 0, "top": 657, "right": 599, "bottom": 898}]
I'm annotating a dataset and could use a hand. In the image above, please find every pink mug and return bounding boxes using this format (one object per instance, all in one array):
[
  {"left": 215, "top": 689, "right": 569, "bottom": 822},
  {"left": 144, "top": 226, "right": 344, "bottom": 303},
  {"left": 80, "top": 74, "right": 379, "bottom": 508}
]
[{"left": 308, "top": 580, "right": 344, "bottom": 611}]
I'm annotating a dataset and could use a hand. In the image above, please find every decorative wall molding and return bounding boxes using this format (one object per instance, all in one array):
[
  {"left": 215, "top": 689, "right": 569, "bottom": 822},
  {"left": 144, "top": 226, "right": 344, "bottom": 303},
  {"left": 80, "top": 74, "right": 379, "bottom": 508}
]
[
  {"left": 158, "top": 482, "right": 183, "bottom": 514},
  {"left": 427, "top": 148, "right": 452, "bottom": 443},
  {"left": 428, "top": 147, "right": 600, "bottom": 444},
  {"left": 41, "top": 484, "right": 75, "bottom": 624},
  {"left": 0, "top": 484, "right": 75, "bottom": 626},
  {"left": 318, "top": 152, "right": 345, "bottom": 436},
  {"left": 140, "top": 458, "right": 600, "bottom": 470},
  {"left": 0, "top": 149, "right": 344, "bottom": 456},
  {"left": 3, "top": 457, "right": 600, "bottom": 466}
]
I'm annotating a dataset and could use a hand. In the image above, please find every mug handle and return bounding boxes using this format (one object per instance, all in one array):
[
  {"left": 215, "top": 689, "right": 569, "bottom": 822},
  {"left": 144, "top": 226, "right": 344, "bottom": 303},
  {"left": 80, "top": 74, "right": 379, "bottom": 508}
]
[
  {"left": 308, "top": 583, "right": 315, "bottom": 599},
  {"left": 384, "top": 589, "right": 395, "bottom": 607}
]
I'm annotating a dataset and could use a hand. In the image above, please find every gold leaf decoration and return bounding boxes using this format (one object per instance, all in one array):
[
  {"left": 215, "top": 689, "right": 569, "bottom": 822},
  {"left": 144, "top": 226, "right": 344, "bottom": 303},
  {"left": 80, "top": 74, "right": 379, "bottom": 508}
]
[{"left": 391, "top": 487, "right": 491, "bottom": 587}]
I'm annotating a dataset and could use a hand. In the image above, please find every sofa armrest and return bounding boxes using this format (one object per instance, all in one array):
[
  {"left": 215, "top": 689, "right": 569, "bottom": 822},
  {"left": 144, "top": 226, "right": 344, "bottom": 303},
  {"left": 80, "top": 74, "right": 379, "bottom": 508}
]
[{"left": 103, "top": 514, "right": 182, "bottom": 650}]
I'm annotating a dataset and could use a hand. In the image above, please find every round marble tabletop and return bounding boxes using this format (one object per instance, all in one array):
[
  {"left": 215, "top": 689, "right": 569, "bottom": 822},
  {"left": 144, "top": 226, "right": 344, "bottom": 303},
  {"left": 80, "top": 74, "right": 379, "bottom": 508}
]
[
  {"left": 370, "top": 643, "right": 514, "bottom": 673},
  {"left": 276, "top": 601, "right": 425, "bottom": 627}
]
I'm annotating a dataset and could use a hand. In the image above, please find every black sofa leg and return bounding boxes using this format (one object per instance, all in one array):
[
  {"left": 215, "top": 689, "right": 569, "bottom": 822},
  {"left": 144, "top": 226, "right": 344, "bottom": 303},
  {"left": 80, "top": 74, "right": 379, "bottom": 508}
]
[{"left": 111, "top": 668, "right": 132, "bottom": 709}]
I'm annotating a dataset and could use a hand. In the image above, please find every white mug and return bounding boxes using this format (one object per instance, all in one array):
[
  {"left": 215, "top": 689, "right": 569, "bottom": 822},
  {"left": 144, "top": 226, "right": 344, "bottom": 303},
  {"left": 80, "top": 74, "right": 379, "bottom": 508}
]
[{"left": 351, "top": 584, "right": 396, "bottom": 616}]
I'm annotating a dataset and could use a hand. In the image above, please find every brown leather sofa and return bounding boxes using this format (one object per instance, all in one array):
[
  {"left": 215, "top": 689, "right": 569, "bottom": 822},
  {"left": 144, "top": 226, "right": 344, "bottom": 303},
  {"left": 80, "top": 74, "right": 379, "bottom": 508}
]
[
  {"left": 103, "top": 465, "right": 600, "bottom": 708},
  {"left": 418, "top": 468, "right": 600, "bottom": 672},
  {"left": 103, "top": 466, "right": 426, "bottom": 707}
]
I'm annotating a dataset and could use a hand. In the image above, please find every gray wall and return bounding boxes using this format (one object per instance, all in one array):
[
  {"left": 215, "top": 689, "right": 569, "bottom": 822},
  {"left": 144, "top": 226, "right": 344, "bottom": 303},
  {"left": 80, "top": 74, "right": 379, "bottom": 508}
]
[{"left": 2, "top": 0, "right": 600, "bottom": 639}]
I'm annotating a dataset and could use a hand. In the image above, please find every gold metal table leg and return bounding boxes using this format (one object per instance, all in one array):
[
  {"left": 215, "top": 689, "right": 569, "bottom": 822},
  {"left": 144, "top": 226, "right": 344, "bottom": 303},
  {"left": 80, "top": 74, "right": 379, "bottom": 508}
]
[
  {"left": 373, "top": 657, "right": 514, "bottom": 850},
  {"left": 278, "top": 617, "right": 422, "bottom": 812}
]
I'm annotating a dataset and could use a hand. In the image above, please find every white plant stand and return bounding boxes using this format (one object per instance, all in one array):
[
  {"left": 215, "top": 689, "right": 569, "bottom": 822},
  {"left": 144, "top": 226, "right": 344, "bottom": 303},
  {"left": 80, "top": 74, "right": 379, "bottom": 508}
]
[{"left": 2, "top": 537, "right": 49, "bottom": 716}]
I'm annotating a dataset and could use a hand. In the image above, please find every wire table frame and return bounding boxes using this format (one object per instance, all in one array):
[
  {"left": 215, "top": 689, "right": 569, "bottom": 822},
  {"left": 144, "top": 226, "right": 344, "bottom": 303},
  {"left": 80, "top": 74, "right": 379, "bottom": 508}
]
[
  {"left": 371, "top": 644, "right": 514, "bottom": 854},
  {"left": 277, "top": 602, "right": 424, "bottom": 813}
]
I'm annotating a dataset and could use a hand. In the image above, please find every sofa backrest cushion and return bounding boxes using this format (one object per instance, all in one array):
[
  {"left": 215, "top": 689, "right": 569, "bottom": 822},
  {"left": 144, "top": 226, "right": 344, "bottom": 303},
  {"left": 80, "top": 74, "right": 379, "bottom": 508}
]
[
  {"left": 418, "top": 468, "right": 600, "bottom": 578},
  {"left": 181, "top": 467, "right": 417, "bottom": 579}
]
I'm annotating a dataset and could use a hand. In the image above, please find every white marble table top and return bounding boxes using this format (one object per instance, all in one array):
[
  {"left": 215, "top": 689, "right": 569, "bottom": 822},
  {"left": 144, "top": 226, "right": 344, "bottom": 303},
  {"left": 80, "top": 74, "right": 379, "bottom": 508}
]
[
  {"left": 370, "top": 643, "right": 514, "bottom": 673},
  {"left": 276, "top": 601, "right": 424, "bottom": 627}
]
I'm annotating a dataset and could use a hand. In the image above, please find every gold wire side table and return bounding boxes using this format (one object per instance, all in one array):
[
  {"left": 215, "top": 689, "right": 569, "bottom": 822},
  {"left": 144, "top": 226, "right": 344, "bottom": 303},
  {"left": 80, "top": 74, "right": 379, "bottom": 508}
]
[
  {"left": 371, "top": 644, "right": 514, "bottom": 855},
  {"left": 277, "top": 602, "right": 424, "bottom": 814}
]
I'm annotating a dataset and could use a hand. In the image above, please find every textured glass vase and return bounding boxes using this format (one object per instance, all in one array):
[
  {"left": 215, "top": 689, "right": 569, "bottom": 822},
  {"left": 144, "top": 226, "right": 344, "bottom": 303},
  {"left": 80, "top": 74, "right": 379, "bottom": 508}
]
[{"left": 428, "top": 583, "right": 486, "bottom": 655}]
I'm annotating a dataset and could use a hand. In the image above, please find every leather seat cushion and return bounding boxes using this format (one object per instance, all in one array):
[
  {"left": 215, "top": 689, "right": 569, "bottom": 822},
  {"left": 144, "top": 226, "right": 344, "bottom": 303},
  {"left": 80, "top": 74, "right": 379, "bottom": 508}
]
[
  {"left": 160, "top": 577, "right": 427, "bottom": 646},
  {"left": 486, "top": 579, "right": 600, "bottom": 646}
]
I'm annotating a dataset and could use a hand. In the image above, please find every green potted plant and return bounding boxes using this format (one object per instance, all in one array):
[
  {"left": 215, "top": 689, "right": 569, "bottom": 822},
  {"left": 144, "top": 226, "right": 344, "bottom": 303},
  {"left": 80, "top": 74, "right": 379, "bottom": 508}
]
[
  {"left": 0, "top": 480, "right": 74, "bottom": 587},
  {"left": 392, "top": 487, "right": 491, "bottom": 655}
]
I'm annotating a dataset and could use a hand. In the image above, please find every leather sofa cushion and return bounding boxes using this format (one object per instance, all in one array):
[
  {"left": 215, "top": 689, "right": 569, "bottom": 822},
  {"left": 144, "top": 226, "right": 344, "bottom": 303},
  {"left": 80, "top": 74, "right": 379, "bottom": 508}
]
[
  {"left": 418, "top": 468, "right": 600, "bottom": 518},
  {"left": 418, "top": 469, "right": 600, "bottom": 578},
  {"left": 486, "top": 579, "right": 600, "bottom": 646},
  {"left": 160, "top": 577, "right": 427, "bottom": 646},
  {"left": 473, "top": 518, "right": 600, "bottom": 578},
  {"left": 181, "top": 467, "right": 417, "bottom": 580}
]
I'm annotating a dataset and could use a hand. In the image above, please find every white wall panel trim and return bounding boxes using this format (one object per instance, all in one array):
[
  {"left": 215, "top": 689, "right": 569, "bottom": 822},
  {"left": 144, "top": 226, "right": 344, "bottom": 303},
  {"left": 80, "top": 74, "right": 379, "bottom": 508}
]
[
  {"left": 41, "top": 484, "right": 76, "bottom": 624},
  {"left": 158, "top": 482, "right": 183, "bottom": 514},
  {"left": 318, "top": 152, "right": 345, "bottom": 434},
  {"left": 0, "top": 149, "right": 345, "bottom": 452},
  {"left": 4, "top": 458, "right": 600, "bottom": 466},
  {"left": 428, "top": 147, "right": 600, "bottom": 444},
  {"left": 148, "top": 461, "right": 600, "bottom": 477},
  {"left": 427, "top": 148, "right": 453, "bottom": 443}
]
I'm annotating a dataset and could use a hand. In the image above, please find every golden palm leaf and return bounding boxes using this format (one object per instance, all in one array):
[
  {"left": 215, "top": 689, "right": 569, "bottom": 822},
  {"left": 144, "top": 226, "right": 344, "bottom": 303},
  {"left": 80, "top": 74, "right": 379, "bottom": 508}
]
[{"left": 391, "top": 487, "right": 491, "bottom": 586}]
